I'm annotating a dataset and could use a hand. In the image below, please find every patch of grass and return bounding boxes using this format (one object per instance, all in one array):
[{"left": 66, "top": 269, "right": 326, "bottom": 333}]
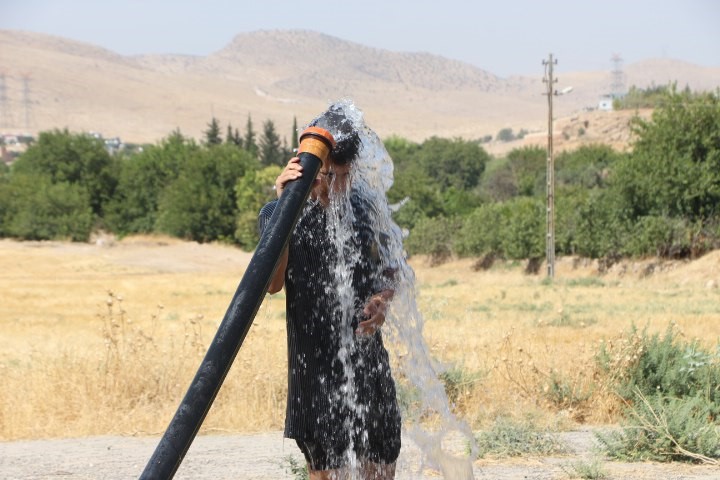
[
  {"left": 279, "top": 455, "right": 308, "bottom": 480},
  {"left": 566, "top": 277, "right": 605, "bottom": 288},
  {"left": 468, "top": 304, "right": 490, "bottom": 312},
  {"left": 542, "top": 312, "right": 597, "bottom": 328},
  {"left": 560, "top": 458, "right": 608, "bottom": 479},
  {"left": 474, "top": 416, "right": 566, "bottom": 459},
  {"left": 439, "top": 365, "right": 484, "bottom": 405},
  {"left": 395, "top": 380, "right": 422, "bottom": 417},
  {"left": 436, "top": 279, "right": 458, "bottom": 288},
  {"left": 542, "top": 370, "right": 594, "bottom": 412},
  {"left": 500, "top": 301, "right": 552, "bottom": 312}
]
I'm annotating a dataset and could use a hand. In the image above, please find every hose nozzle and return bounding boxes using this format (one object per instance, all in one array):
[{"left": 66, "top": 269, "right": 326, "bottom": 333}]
[{"left": 298, "top": 126, "right": 336, "bottom": 167}]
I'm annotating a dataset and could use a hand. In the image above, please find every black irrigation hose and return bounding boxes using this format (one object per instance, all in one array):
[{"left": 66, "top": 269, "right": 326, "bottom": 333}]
[{"left": 139, "top": 128, "right": 334, "bottom": 480}]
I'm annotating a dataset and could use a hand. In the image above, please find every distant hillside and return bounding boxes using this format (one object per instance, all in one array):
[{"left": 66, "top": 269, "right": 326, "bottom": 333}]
[{"left": 0, "top": 29, "right": 718, "bottom": 147}]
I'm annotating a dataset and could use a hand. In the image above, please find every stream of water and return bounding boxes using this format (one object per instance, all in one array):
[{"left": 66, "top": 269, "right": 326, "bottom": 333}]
[{"left": 310, "top": 99, "right": 476, "bottom": 479}]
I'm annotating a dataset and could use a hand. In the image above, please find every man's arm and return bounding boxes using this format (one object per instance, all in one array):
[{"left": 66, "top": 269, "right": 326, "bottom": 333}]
[
  {"left": 267, "top": 247, "right": 288, "bottom": 294},
  {"left": 356, "top": 288, "right": 394, "bottom": 336},
  {"left": 261, "top": 156, "right": 307, "bottom": 295}
]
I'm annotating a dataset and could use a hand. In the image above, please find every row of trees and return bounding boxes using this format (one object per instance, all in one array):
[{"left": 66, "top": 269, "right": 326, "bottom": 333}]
[
  {"left": 395, "top": 87, "right": 720, "bottom": 264},
  {"left": 203, "top": 115, "right": 300, "bottom": 168},
  {"left": 1, "top": 87, "right": 718, "bottom": 267}
]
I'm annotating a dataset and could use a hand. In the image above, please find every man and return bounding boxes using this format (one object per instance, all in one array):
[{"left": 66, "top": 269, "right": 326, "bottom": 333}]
[{"left": 258, "top": 104, "right": 401, "bottom": 479}]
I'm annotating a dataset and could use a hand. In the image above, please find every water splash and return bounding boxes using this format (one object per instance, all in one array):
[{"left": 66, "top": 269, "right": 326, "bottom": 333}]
[{"left": 311, "top": 99, "right": 476, "bottom": 478}]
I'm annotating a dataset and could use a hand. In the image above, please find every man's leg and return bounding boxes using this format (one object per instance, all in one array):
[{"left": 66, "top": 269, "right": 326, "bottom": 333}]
[
  {"left": 360, "top": 460, "right": 396, "bottom": 480},
  {"left": 297, "top": 439, "right": 349, "bottom": 480},
  {"left": 308, "top": 467, "right": 349, "bottom": 480}
]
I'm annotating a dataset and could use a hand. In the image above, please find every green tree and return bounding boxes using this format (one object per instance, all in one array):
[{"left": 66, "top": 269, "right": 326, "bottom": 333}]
[
  {"left": 506, "top": 146, "right": 546, "bottom": 197},
  {"left": 104, "top": 131, "right": 195, "bottom": 235},
  {"left": 234, "top": 165, "right": 282, "bottom": 250},
  {"left": 387, "top": 161, "right": 443, "bottom": 229},
  {"left": 561, "top": 192, "right": 625, "bottom": 261},
  {"left": 258, "top": 119, "right": 284, "bottom": 166},
  {"left": 556, "top": 144, "right": 623, "bottom": 189},
  {"left": 233, "top": 128, "right": 243, "bottom": 147},
  {"left": 611, "top": 87, "right": 720, "bottom": 221},
  {"left": 155, "top": 144, "right": 258, "bottom": 242},
  {"left": 500, "top": 197, "right": 545, "bottom": 260},
  {"left": 0, "top": 173, "right": 93, "bottom": 241},
  {"left": 478, "top": 158, "right": 519, "bottom": 202},
  {"left": 415, "top": 137, "right": 488, "bottom": 191},
  {"left": 387, "top": 135, "right": 487, "bottom": 224},
  {"left": 496, "top": 127, "right": 515, "bottom": 142},
  {"left": 204, "top": 117, "right": 222, "bottom": 146},
  {"left": 455, "top": 203, "right": 505, "bottom": 257},
  {"left": 291, "top": 116, "right": 299, "bottom": 152},
  {"left": 244, "top": 114, "right": 258, "bottom": 157},
  {"left": 404, "top": 215, "right": 462, "bottom": 265},
  {"left": 11, "top": 129, "right": 116, "bottom": 217}
]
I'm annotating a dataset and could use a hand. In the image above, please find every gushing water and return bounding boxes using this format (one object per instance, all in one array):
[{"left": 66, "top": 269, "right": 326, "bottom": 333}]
[{"left": 310, "top": 99, "right": 476, "bottom": 479}]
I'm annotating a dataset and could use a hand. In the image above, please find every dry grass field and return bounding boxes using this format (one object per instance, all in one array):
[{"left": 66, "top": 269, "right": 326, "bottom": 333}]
[{"left": 1, "top": 236, "right": 719, "bottom": 442}]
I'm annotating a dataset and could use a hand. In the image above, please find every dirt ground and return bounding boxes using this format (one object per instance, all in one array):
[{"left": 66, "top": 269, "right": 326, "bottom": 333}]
[{"left": 1, "top": 429, "right": 718, "bottom": 479}]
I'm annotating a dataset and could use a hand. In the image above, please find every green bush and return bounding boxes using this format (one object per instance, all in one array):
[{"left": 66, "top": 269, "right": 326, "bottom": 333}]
[
  {"left": 12, "top": 129, "right": 117, "bottom": 217},
  {"left": 597, "top": 325, "right": 720, "bottom": 405},
  {"left": 622, "top": 215, "right": 691, "bottom": 258},
  {"left": 597, "top": 393, "right": 720, "bottom": 462},
  {"left": 455, "top": 203, "right": 504, "bottom": 257},
  {"left": 155, "top": 144, "right": 257, "bottom": 242},
  {"left": 404, "top": 215, "right": 461, "bottom": 265},
  {"left": 568, "top": 189, "right": 628, "bottom": 259},
  {"left": 104, "top": 132, "right": 194, "bottom": 235},
  {"left": 500, "top": 197, "right": 545, "bottom": 261},
  {"left": 234, "top": 165, "right": 281, "bottom": 250},
  {"left": 595, "top": 324, "right": 720, "bottom": 463},
  {"left": 0, "top": 174, "right": 93, "bottom": 241}
]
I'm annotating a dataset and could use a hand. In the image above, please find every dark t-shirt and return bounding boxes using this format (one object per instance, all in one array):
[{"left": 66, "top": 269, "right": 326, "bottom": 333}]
[{"left": 258, "top": 196, "right": 401, "bottom": 448}]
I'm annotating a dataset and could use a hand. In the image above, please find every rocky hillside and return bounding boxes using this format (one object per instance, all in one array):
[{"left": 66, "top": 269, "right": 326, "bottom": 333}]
[{"left": 0, "top": 29, "right": 718, "bottom": 146}]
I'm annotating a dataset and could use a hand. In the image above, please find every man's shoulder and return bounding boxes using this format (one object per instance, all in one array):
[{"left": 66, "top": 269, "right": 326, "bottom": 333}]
[{"left": 259, "top": 200, "right": 279, "bottom": 218}]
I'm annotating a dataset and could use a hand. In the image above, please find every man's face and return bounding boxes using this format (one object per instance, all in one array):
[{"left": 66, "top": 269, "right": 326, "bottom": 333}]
[{"left": 313, "top": 159, "right": 352, "bottom": 206}]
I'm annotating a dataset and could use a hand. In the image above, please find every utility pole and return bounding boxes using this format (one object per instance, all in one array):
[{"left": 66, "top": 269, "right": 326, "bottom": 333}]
[{"left": 542, "top": 54, "right": 558, "bottom": 278}]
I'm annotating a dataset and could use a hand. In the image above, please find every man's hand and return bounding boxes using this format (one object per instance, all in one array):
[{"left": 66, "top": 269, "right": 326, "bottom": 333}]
[
  {"left": 356, "top": 290, "right": 394, "bottom": 336},
  {"left": 275, "top": 157, "right": 305, "bottom": 198}
]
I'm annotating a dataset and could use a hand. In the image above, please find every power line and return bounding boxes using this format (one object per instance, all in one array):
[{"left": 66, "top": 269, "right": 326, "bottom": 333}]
[
  {"left": 0, "top": 72, "right": 10, "bottom": 129},
  {"left": 21, "top": 73, "right": 33, "bottom": 130}
]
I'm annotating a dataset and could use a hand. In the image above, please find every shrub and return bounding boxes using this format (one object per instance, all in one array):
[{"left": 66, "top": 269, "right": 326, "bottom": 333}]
[
  {"left": 622, "top": 215, "right": 692, "bottom": 258},
  {"left": 595, "top": 324, "right": 720, "bottom": 463},
  {"left": 597, "top": 392, "right": 720, "bottom": 463},
  {"left": 438, "top": 365, "right": 483, "bottom": 406},
  {"left": 404, "top": 215, "right": 462, "bottom": 265},
  {"left": 500, "top": 197, "right": 545, "bottom": 261},
  {"left": 279, "top": 455, "right": 309, "bottom": 480},
  {"left": 559, "top": 458, "right": 608, "bottom": 479},
  {"left": 455, "top": 203, "right": 504, "bottom": 257},
  {"left": 0, "top": 174, "right": 93, "bottom": 241},
  {"left": 596, "top": 325, "right": 720, "bottom": 405}
]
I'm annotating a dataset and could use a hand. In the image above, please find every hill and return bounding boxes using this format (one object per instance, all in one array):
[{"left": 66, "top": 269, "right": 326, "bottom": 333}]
[{"left": 1, "top": 29, "right": 719, "bottom": 147}]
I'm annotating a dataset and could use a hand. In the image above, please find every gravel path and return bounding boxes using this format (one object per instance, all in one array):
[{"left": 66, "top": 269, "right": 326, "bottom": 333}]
[{"left": 1, "top": 429, "right": 718, "bottom": 479}]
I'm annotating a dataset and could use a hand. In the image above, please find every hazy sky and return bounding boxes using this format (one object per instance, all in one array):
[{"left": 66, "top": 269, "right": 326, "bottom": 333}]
[{"left": 1, "top": 0, "right": 718, "bottom": 77}]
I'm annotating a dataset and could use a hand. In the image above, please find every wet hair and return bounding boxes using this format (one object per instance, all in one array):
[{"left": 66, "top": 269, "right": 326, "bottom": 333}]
[{"left": 308, "top": 104, "right": 361, "bottom": 165}]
